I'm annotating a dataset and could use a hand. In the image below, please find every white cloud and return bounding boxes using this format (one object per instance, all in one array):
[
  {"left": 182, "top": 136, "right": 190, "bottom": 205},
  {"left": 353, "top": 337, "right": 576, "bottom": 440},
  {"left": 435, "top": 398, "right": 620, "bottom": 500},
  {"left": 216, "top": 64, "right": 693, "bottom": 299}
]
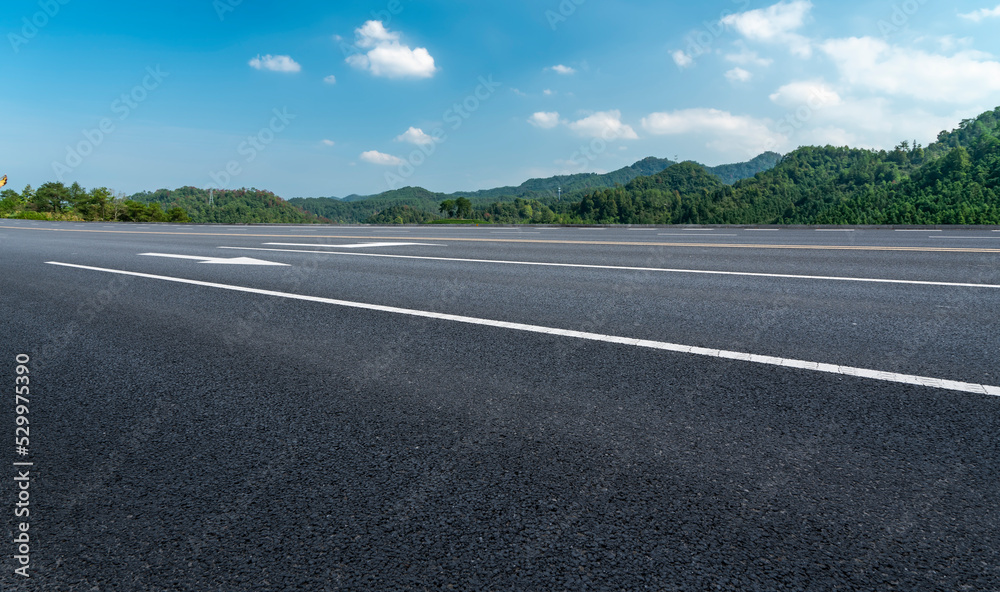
[
  {"left": 567, "top": 110, "right": 639, "bottom": 140},
  {"left": 672, "top": 50, "right": 694, "bottom": 68},
  {"left": 820, "top": 37, "right": 1000, "bottom": 104},
  {"left": 360, "top": 150, "right": 404, "bottom": 166},
  {"left": 323, "top": 75, "right": 337, "bottom": 84},
  {"left": 721, "top": 0, "right": 813, "bottom": 58},
  {"left": 549, "top": 64, "right": 576, "bottom": 75},
  {"left": 765, "top": 79, "right": 965, "bottom": 153},
  {"left": 960, "top": 4, "right": 1000, "bottom": 21},
  {"left": 345, "top": 21, "right": 437, "bottom": 79},
  {"left": 769, "top": 81, "right": 842, "bottom": 107},
  {"left": 725, "top": 43, "right": 774, "bottom": 67},
  {"left": 322, "top": 139, "right": 336, "bottom": 147},
  {"left": 395, "top": 127, "right": 435, "bottom": 145},
  {"left": 642, "top": 108, "right": 785, "bottom": 158},
  {"left": 543, "top": 89, "right": 555, "bottom": 96},
  {"left": 528, "top": 111, "right": 562, "bottom": 129},
  {"left": 725, "top": 67, "right": 753, "bottom": 82},
  {"left": 249, "top": 54, "right": 302, "bottom": 73}
]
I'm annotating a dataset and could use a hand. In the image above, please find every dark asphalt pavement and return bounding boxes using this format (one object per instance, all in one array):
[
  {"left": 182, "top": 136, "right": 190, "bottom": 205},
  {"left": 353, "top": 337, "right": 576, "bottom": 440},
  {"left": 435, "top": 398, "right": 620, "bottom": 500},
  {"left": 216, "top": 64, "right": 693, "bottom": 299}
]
[{"left": 1, "top": 221, "right": 999, "bottom": 591}]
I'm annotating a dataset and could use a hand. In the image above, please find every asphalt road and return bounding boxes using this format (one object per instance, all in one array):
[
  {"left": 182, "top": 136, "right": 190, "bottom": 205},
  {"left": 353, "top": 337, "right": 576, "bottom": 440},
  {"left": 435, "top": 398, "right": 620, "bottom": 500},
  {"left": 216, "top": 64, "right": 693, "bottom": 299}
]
[{"left": 2, "top": 221, "right": 999, "bottom": 591}]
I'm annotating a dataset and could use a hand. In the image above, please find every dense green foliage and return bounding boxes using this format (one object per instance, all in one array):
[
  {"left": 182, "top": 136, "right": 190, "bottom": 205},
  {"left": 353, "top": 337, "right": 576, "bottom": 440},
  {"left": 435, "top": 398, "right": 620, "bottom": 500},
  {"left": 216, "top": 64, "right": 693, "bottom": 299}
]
[
  {"left": 131, "top": 187, "right": 318, "bottom": 224},
  {"left": 291, "top": 153, "right": 780, "bottom": 224},
  {"left": 1, "top": 181, "right": 189, "bottom": 222},
  {"left": 365, "top": 205, "right": 440, "bottom": 224},
  {"left": 706, "top": 152, "right": 783, "bottom": 185},
  {"left": 290, "top": 187, "right": 452, "bottom": 224},
  {"left": 480, "top": 198, "right": 557, "bottom": 224},
  {"left": 550, "top": 108, "right": 1000, "bottom": 225},
  {"left": 451, "top": 157, "right": 677, "bottom": 201}
]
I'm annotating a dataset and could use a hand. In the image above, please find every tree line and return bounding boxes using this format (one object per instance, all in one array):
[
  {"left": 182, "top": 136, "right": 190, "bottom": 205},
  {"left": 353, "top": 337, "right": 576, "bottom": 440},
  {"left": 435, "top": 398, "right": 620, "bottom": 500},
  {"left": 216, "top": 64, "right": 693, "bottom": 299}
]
[{"left": 1, "top": 181, "right": 189, "bottom": 222}]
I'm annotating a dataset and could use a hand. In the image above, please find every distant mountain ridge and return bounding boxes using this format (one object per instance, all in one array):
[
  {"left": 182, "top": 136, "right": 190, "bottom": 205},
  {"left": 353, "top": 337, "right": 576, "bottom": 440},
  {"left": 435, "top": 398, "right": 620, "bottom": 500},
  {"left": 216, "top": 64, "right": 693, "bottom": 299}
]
[{"left": 289, "top": 152, "right": 782, "bottom": 222}]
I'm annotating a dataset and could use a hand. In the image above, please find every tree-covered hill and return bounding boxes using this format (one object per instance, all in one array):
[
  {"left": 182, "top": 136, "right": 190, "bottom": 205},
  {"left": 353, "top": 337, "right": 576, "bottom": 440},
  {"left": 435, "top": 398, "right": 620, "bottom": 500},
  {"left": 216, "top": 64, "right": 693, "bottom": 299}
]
[
  {"left": 448, "top": 152, "right": 780, "bottom": 202},
  {"left": 131, "top": 187, "right": 320, "bottom": 224},
  {"left": 551, "top": 107, "right": 1000, "bottom": 225},
  {"left": 705, "top": 151, "right": 783, "bottom": 184},
  {"left": 450, "top": 157, "right": 677, "bottom": 201},
  {"left": 289, "top": 187, "right": 450, "bottom": 224},
  {"left": 288, "top": 153, "right": 782, "bottom": 224}
]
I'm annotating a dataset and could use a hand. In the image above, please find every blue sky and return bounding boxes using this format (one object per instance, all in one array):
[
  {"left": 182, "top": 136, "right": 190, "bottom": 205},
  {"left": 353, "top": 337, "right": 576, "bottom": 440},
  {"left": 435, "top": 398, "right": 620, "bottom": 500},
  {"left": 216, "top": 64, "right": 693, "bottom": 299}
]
[{"left": 4, "top": 0, "right": 1000, "bottom": 198}]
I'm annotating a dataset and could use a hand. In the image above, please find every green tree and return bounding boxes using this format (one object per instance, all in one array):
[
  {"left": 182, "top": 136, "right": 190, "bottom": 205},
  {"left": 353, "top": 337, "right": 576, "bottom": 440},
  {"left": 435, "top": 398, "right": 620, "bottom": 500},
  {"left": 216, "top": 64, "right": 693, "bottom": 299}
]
[
  {"left": 167, "top": 207, "right": 190, "bottom": 222},
  {"left": 455, "top": 197, "right": 473, "bottom": 219},
  {"left": 34, "top": 182, "right": 70, "bottom": 213},
  {"left": 439, "top": 199, "right": 456, "bottom": 217}
]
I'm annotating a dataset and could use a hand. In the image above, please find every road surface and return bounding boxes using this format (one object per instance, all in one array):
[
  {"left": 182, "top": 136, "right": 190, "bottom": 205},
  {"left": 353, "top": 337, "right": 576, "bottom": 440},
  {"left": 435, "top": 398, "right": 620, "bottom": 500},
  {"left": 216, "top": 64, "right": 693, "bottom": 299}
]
[{"left": 2, "top": 221, "right": 999, "bottom": 591}]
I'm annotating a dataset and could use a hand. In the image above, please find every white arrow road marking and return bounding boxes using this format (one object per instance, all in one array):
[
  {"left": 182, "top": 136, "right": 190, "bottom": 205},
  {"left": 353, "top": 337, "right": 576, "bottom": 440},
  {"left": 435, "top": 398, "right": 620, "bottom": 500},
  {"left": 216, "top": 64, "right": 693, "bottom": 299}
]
[
  {"left": 139, "top": 253, "right": 289, "bottom": 266},
  {"left": 263, "top": 242, "right": 442, "bottom": 249}
]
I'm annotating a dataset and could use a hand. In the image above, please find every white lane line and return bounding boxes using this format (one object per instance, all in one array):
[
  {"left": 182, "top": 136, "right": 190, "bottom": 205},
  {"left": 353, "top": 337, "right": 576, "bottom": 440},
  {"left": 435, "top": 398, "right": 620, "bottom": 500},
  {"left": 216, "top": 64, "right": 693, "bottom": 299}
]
[
  {"left": 745, "top": 229, "right": 780, "bottom": 231},
  {"left": 217, "top": 246, "right": 1000, "bottom": 289},
  {"left": 45, "top": 261, "right": 1000, "bottom": 397},
  {"left": 683, "top": 228, "right": 713, "bottom": 231},
  {"left": 264, "top": 242, "right": 443, "bottom": 249}
]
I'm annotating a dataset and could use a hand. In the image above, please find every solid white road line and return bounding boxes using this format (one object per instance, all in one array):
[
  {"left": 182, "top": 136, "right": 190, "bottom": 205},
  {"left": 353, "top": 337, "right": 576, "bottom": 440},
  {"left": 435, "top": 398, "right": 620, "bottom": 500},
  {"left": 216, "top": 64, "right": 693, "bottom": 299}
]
[
  {"left": 45, "top": 261, "right": 1000, "bottom": 397},
  {"left": 217, "top": 246, "right": 1000, "bottom": 290},
  {"left": 264, "top": 242, "right": 443, "bottom": 249}
]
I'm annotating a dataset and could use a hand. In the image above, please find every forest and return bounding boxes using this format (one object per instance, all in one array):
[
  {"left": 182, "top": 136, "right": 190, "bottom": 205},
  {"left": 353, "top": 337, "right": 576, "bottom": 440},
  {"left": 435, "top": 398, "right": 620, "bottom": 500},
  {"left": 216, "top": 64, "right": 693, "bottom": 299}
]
[
  {"left": 462, "top": 106, "right": 1000, "bottom": 225},
  {"left": 0, "top": 182, "right": 189, "bottom": 222}
]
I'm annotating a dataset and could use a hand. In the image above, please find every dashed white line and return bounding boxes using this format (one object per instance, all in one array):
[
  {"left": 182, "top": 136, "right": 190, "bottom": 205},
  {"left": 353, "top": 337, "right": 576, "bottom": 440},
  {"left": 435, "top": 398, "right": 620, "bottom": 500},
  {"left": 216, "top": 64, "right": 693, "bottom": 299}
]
[
  {"left": 217, "top": 246, "right": 1000, "bottom": 289},
  {"left": 45, "top": 261, "right": 1000, "bottom": 397}
]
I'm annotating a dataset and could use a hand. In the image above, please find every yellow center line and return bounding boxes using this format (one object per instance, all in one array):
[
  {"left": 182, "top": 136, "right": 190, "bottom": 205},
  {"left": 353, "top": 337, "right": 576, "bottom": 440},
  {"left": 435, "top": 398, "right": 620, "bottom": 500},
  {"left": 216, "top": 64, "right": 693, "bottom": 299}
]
[{"left": 2, "top": 225, "right": 1000, "bottom": 253}]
